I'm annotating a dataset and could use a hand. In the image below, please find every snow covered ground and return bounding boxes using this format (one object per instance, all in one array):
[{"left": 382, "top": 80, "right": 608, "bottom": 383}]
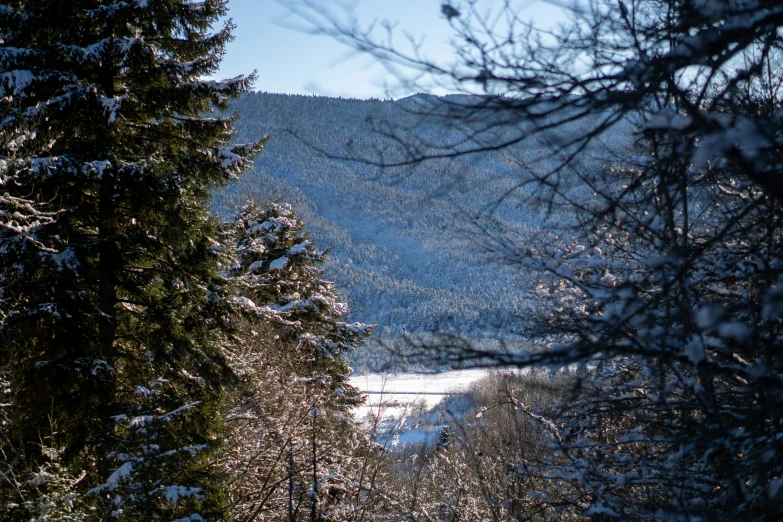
[{"left": 349, "top": 369, "right": 491, "bottom": 446}]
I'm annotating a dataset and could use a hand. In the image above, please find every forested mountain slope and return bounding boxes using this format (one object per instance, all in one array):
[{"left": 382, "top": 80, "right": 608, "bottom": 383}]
[{"left": 220, "top": 92, "right": 626, "bottom": 367}]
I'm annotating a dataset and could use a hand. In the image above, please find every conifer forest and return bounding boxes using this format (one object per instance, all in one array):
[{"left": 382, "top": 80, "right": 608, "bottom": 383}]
[{"left": 2, "top": 0, "right": 783, "bottom": 520}]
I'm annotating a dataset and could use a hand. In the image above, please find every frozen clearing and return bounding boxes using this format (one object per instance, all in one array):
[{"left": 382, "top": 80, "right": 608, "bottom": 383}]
[
  {"left": 349, "top": 369, "right": 492, "bottom": 446},
  {"left": 350, "top": 369, "right": 490, "bottom": 418}
]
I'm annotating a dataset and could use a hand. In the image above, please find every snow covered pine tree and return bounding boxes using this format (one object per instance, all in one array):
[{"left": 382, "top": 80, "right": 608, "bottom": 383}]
[
  {"left": 0, "top": 0, "right": 262, "bottom": 519},
  {"left": 221, "top": 202, "right": 373, "bottom": 520}
]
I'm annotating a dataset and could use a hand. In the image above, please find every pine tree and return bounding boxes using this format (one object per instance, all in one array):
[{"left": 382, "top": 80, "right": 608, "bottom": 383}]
[
  {"left": 220, "top": 201, "right": 373, "bottom": 519},
  {"left": 230, "top": 201, "right": 370, "bottom": 407},
  {"left": 0, "top": 0, "right": 263, "bottom": 517}
]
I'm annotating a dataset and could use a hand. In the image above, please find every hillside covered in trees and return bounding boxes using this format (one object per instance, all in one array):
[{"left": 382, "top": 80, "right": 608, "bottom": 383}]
[{"left": 221, "top": 92, "right": 629, "bottom": 370}]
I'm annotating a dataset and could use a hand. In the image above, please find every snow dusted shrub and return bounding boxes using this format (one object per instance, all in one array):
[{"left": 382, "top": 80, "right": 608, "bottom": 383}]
[
  {"left": 0, "top": 373, "right": 90, "bottom": 520},
  {"left": 395, "top": 371, "right": 572, "bottom": 521},
  {"left": 2, "top": 444, "right": 89, "bottom": 521}
]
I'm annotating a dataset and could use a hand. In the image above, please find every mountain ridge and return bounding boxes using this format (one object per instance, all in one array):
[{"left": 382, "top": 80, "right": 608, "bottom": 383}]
[{"left": 219, "top": 92, "right": 622, "bottom": 368}]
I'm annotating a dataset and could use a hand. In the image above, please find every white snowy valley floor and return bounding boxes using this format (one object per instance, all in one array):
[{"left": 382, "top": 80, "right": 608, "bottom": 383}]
[{"left": 349, "top": 369, "right": 491, "bottom": 447}]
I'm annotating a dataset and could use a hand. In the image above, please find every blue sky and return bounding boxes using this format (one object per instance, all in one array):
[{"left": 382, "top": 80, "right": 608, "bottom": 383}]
[{"left": 216, "top": 1, "right": 566, "bottom": 99}]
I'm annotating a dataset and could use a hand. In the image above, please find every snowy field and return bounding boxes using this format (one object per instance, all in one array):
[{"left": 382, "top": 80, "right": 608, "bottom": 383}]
[{"left": 349, "top": 369, "right": 492, "bottom": 446}]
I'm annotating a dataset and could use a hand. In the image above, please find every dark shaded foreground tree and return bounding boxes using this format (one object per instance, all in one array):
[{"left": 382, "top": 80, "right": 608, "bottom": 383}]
[
  {"left": 286, "top": 0, "right": 783, "bottom": 519},
  {"left": 0, "top": 0, "right": 263, "bottom": 519}
]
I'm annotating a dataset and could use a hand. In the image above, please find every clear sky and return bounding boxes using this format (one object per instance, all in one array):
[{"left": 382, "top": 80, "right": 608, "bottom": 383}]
[{"left": 216, "top": 0, "right": 567, "bottom": 99}]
